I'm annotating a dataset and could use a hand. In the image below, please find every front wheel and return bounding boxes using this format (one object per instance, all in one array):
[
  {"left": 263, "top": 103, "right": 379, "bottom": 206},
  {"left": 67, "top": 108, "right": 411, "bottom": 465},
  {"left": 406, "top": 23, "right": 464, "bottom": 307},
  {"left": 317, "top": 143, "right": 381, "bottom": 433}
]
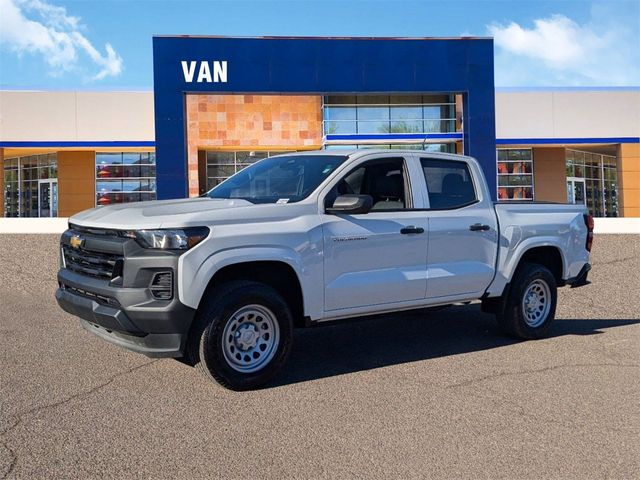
[
  {"left": 189, "top": 280, "right": 293, "bottom": 390},
  {"left": 496, "top": 263, "right": 557, "bottom": 339}
]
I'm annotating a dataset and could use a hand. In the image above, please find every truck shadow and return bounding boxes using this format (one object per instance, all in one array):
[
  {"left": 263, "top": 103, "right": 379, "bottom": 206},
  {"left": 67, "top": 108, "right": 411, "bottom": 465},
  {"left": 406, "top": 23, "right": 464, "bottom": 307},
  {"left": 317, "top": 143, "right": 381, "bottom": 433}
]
[{"left": 270, "top": 304, "right": 640, "bottom": 388}]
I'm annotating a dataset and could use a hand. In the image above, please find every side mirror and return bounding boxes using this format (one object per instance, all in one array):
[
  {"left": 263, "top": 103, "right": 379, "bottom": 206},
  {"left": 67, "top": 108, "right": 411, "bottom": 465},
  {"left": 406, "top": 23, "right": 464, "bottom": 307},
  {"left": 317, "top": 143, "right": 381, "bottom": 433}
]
[{"left": 326, "top": 194, "right": 373, "bottom": 215}]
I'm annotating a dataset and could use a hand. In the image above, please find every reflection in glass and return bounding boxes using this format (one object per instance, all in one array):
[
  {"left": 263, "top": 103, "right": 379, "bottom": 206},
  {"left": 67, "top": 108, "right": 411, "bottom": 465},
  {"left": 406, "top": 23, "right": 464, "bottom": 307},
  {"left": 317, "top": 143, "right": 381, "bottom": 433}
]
[
  {"left": 497, "top": 149, "right": 534, "bottom": 201},
  {"left": 205, "top": 150, "right": 297, "bottom": 191},
  {"left": 95, "top": 151, "right": 156, "bottom": 206},
  {"left": 323, "top": 94, "right": 457, "bottom": 137}
]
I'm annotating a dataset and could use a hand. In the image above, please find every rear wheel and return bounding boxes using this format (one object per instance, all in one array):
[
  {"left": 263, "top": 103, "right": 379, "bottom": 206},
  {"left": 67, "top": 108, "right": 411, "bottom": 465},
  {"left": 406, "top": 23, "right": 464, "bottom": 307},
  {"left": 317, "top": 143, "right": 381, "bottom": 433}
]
[
  {"left": 188, "top": 281, "right": 293, "bottom": 390},
  {"left": 496, "top": 263, "right": 557, "bottom": 339}
]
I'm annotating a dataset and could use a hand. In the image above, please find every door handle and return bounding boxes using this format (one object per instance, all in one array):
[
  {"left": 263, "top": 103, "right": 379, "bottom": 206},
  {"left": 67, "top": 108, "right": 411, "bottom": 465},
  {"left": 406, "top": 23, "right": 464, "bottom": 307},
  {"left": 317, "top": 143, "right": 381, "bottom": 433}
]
[
  {"left": 400, "top": 226, "right": 425, "bottom": 234},
  {"left": 469, "top": 223, "right": 491, "bottom": 232}
]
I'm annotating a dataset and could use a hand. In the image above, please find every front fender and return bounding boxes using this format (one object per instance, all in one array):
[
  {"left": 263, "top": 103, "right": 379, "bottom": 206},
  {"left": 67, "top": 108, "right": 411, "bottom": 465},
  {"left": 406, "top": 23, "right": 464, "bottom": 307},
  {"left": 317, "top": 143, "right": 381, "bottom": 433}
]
[{"left": 177, "top": 245, "right": 316, "bottom": 315}]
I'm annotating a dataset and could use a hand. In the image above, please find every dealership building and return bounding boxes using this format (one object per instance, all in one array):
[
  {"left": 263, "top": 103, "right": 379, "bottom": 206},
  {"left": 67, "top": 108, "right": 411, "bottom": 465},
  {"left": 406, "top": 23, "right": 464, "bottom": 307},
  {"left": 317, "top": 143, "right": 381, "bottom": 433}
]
[{"left": 1, "top": 36, "right": 639, "bottom": 219}]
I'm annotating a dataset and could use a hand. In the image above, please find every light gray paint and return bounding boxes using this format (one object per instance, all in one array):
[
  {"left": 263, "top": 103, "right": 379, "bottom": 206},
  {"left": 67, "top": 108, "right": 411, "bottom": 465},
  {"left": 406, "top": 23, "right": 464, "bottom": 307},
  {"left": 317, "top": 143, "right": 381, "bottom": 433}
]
[{"left": 0, "top": 89, "right": 638, "bottom": 142}]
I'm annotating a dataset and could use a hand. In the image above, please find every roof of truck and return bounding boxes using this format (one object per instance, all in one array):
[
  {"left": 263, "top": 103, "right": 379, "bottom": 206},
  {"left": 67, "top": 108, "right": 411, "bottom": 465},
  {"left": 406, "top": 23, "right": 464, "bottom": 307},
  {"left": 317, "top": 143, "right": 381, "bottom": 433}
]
[{"left": 276, "top": 149, "right": 473, "bottom": 161}]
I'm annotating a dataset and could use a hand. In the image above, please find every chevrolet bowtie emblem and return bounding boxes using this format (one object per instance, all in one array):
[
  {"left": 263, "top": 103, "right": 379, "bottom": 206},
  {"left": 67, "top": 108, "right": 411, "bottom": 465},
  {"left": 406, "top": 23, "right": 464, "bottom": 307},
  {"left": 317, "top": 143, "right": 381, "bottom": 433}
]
[{"left": 70, "top": 235, "right": 84, "bottom": 249}]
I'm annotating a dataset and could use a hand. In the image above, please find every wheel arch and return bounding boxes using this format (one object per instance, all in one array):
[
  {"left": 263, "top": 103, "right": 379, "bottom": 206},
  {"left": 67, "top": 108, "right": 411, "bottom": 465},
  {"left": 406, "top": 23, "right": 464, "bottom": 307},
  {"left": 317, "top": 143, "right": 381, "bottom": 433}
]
[
  {"left": 195, "top": 259, "right": 307, "bottom": 328},
  {"left": 513, "top": 245, "right": 565, "bottom": 286},
  {"left": 505, "top": 239, "right": 567, "bottom": 287},
  {"left": 483, "top": 246, "right": 563, "bottom": 315},
  {"left": 484, "top": 243, "right": 565, "bottom": 315}
]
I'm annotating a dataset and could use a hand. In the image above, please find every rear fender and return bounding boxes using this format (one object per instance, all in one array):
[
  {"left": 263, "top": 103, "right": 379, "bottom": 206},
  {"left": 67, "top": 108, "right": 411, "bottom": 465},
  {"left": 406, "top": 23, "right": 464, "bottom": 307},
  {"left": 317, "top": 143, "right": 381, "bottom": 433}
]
[{"left": 486, "top": 237, "right": 567, "bottom": 297}]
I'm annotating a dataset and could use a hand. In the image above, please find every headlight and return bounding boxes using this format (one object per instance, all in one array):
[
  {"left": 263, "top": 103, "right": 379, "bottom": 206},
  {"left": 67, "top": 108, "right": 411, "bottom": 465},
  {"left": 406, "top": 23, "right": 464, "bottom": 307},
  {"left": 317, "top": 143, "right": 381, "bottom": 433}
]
[{"left": 123, "top": 227, "right": 210, "bottom": 250}]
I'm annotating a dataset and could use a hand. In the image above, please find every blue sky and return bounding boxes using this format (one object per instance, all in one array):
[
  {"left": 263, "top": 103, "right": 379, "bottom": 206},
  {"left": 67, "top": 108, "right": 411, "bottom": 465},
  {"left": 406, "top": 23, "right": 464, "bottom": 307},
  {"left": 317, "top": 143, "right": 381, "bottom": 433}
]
[{"left": 1, "top": 0, "right": 639, "bottom": 89}]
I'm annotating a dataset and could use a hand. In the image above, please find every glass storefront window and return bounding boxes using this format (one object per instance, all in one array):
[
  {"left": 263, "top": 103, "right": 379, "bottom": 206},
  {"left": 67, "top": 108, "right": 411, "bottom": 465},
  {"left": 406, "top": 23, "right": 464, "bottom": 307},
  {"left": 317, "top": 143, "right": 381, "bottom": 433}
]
[
  {"left": 566, "top": 149, "right": 618, "bottom": 217},
  {"left": 323, "top": 94, "right": 457, "bottom": 138},
  {"left": 96, "top": 152, "right": 156, "bottom": 206},
  {"left": 3, "top": 153, "right": 57, "bottom": 218},
  {"left": 390, "top": 106, "right": 422, "bottom": 120},
  {"left": 323, "top": 143, "right": 456, "bottom": 153},
  {"left": 205, "top": 150, "right": 296, "bottom": 190},
  {"left": 497, "top": 149, "right": 534, "bottom": 201}
]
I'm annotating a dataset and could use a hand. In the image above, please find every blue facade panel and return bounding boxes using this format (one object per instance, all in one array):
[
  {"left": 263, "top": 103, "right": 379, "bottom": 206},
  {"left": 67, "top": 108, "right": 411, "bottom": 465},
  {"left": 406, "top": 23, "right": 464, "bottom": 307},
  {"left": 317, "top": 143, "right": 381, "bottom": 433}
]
[{"left": 152, "top": 36, "right": 497, "bottom": 199}]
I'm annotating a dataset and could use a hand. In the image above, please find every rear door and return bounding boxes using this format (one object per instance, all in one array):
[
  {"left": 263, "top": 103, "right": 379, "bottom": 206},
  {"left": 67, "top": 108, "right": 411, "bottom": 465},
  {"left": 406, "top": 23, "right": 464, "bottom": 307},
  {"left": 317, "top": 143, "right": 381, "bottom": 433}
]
[
  {"left": 419, "top": 157, "right": 498, "bottom": 299},
  {"left": 320, "top": 155, "right": 429, "bottom": 312}
]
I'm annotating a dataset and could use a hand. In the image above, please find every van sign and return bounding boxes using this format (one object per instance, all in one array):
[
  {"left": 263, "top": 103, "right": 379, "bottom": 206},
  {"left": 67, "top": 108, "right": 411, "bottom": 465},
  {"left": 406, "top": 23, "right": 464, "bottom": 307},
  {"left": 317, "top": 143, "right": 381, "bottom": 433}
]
[{"left": 181, "top": 61, "right": 227, "bottom": 83}]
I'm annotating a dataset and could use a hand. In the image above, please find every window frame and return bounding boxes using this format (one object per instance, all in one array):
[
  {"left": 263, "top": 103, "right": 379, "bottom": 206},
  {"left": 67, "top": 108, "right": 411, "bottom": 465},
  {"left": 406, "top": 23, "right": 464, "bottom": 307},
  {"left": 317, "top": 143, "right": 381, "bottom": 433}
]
[
  {"left": 3, "top": 153, "right": 57, "bottom": 218},
  {"left": 321, "top": 155, "right": 415, "bottom": 213},
  {"left": 95, "top": 151, "right": 157, "bottom": 206},
  {"left": 419, "top": 157, "right": 480, "bottom": 211},
  {"left": 322, "top": 94, "right": 458, "bottom": 139},
  {"left": 496, "top": 148, "right": 535, "bottom": 202}
]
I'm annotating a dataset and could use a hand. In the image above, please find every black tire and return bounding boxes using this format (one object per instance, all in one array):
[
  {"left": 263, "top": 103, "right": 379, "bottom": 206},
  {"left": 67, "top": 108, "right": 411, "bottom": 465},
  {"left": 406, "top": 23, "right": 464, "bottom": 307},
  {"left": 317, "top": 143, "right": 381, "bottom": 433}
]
[
  {"left": 187, "top": 280, "right": 293, "bottom": 391},
  {"left": 496, "top": 262, "right": 557, "bottom": 340}
]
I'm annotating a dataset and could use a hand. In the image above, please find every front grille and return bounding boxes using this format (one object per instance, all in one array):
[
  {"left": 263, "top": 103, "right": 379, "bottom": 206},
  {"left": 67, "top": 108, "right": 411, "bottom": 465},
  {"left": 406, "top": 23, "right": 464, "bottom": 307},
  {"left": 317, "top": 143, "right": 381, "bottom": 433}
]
[
  {"left": 62, "top": 244, "right": 123, "bottom": 280},
  {"left": 68, "top": 223, "right": 121, "bottom": 237},
  {"left": 60, "top": 283, "right": 120, "bottom": 306}
]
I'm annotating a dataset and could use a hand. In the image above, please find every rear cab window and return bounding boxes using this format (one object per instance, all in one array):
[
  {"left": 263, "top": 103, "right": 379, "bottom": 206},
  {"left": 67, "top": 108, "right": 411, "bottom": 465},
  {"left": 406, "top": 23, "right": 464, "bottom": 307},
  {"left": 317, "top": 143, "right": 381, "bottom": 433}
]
[{"left": 420, "top": 158, "right": 477, "bottom": 209}]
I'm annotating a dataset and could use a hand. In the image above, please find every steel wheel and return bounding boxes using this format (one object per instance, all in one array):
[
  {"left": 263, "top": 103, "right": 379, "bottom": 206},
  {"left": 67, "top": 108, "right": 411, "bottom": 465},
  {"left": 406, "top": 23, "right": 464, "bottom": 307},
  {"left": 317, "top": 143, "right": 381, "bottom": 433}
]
[
  {"left": 221, "top": 304, "right": 280, "bottom": 373},
  {"left": 521, "top": 279, "right": 551, "bottom": 328}
]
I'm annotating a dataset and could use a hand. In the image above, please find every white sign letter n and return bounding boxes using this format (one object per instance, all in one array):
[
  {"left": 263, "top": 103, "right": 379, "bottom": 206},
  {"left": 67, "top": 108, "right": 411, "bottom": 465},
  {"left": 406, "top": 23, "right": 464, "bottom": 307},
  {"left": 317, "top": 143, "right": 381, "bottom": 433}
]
[{"left": 213, "top": 61, "right": 227, "bottom": 83}]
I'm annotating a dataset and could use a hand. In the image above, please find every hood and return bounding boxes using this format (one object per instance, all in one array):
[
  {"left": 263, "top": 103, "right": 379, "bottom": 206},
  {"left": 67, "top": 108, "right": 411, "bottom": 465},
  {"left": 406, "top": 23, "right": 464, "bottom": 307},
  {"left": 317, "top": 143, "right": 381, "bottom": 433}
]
[{"left": 70, "top": 197, "right": 256, "bottom": 229}]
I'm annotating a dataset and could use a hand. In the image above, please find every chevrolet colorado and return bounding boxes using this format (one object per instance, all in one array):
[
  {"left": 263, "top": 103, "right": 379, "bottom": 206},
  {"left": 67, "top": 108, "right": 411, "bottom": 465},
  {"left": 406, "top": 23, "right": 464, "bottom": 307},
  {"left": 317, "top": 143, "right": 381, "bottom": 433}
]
[{"left": 56, "top": 150, "right": 592, "bottom": 390}]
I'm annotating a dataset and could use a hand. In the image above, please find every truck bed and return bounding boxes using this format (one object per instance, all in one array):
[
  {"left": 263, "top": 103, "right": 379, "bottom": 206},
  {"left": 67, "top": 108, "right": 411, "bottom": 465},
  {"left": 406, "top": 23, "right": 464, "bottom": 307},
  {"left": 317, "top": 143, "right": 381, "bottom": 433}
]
[{"left": 486, "top": 201, "right": 590, "bottom": 297}]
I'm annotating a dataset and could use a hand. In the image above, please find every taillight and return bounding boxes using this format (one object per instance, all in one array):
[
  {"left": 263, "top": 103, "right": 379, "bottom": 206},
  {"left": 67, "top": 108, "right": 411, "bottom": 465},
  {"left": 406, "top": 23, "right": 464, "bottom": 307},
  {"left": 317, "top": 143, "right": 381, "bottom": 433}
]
[{"left": 583, "top": 214, "right": 594, "bottom": 252}]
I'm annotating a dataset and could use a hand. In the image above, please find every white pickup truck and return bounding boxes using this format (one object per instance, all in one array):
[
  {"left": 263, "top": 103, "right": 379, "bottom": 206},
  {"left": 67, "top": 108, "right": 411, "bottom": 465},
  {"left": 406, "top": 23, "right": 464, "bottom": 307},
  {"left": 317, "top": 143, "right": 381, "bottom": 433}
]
[{"left": 56, "top": 150, "right": 593, "bottom": 390}]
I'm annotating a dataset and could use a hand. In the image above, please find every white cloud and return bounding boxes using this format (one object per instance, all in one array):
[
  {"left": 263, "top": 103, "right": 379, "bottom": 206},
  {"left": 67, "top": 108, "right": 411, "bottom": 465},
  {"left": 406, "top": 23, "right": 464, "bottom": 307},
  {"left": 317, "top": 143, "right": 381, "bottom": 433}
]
[
  {"left": 486, "top": 8, "right": 640, "bottom": 86},
  {"left": 0, "top": 0, "right": 122, "bottom": 81}
]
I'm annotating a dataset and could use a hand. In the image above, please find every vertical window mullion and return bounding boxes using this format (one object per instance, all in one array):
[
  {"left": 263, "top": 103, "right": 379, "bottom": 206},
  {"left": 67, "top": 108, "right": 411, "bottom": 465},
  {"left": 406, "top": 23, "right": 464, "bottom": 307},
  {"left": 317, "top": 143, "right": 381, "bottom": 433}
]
[
  {"left": 600, "top": 154, "right": 606, "bottom": 217},
  {"left": 355, "top": 96, "right": 359, "bottom": 135},
  {"left": 17, "top": 156, "right": 21, "bottom": 218}
]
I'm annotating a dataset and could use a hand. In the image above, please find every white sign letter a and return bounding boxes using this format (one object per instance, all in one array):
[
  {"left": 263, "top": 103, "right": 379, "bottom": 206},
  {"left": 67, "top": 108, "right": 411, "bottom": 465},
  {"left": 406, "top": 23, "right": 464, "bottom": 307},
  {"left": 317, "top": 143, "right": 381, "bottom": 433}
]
[{"left": 197, "top": 62, "right": 212, "bottom": 83}]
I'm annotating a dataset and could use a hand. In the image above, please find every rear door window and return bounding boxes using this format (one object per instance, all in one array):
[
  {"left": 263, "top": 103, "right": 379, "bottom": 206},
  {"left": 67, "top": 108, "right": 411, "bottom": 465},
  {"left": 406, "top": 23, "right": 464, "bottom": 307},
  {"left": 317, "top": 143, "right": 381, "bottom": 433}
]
[{"left": 421, "top": 158, "right": 477, "bottom": 209}]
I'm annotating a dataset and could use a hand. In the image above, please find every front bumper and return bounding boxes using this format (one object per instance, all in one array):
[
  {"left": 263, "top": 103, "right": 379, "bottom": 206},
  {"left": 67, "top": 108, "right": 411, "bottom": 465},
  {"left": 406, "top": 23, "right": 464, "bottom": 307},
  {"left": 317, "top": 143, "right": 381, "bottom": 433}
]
[
  {"left": 56, "top": 229, "right": 197, "bottom": 358},
  {"left": 55, "top": 279, "right": 195, "bottom": 358}
]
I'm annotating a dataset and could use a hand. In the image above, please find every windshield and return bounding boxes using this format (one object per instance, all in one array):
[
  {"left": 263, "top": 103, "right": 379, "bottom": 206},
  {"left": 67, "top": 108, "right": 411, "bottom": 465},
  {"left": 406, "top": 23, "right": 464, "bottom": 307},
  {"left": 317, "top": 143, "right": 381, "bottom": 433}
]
[{"left": 207, "top": 154, "right": 348, "bottom": 204}]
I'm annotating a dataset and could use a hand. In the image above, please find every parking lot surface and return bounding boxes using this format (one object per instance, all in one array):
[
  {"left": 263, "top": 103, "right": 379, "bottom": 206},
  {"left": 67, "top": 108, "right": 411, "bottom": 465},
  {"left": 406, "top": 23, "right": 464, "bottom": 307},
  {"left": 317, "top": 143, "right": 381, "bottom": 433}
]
[{"left": 1, "top": 234, "right": 639, "bottom": 479}]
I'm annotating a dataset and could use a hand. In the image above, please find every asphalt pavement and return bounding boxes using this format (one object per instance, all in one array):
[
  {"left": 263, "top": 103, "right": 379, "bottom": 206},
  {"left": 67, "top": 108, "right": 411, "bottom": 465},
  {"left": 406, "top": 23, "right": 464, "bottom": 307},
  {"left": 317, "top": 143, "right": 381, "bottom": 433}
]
[{"left": 0, "top": 234, "right": 638, "bottom": 479}]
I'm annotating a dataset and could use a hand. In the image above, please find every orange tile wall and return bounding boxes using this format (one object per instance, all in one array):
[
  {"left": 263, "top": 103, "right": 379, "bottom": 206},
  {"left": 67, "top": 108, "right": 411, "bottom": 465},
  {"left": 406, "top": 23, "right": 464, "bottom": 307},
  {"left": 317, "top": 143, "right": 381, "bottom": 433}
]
[{"left": 186, "top": 94, "right": 323, "bottom": 197}]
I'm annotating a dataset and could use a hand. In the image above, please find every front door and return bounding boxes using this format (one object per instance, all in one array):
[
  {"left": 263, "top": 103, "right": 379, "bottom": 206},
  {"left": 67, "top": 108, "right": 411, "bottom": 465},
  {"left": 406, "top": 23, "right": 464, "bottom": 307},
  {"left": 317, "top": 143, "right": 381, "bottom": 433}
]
[
  {"left": 38, "top": 180, "right": 58, "bottom": 217},
  {"left": 567, "top": 177, "right": 586, "bottom": 205},
  {"left": 321, "top": 156, "right": 428, "bottom": 312}
]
